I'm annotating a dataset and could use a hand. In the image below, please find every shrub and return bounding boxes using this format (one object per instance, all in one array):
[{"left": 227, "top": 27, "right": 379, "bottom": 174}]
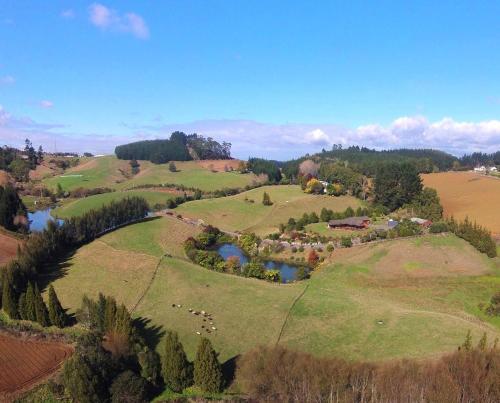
[
  {"left": 430, "top": 221, "right": 449, "bottom": 233},
  {"left": 341, "top": 237, "right": 353, "bottom": 248},
  {"left": 110, "top": 371, "right": 149, "bottom": 403},
  {"left": 326, "top": 244, "right": 334, "bottom": 252}
]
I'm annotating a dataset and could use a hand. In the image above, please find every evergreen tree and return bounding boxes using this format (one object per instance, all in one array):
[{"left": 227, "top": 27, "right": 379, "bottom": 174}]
[
  {"left": 110, "top": 370, "right": 149, "bottom": 403},
  {"left": 24, "top": 282, "right": 36, "bottom": 322},
  {"left": 162, "top": 330, "right": 193, "bottom": 392},
  {"left": 461, "top": 330, "right": 473, "bottom": 351},
  {"left": 193, "top": 337, "right": 223, "bottom": 393},
  {"left": 478, "top": 332, "right": 488, "bottom": 351},
  {"left": 18, "top": 292, "right": 27, "bottom": 320},
  {"left": 262, "top": 192, "right": 272, "bottom": 206},
  {"left": 2, "top": 277, "right": 18, "bottom": 319},
  {"left": 168, "top": 161, "right": 177, "bottom": 172},
  {"left": 48, "top": 285, "right": 67, "bottom": 328},
  {"left": 33, "top": 283, "right": 49, "bottom": 327}
]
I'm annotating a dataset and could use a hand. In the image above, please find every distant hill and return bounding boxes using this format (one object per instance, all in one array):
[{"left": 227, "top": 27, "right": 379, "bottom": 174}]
[
  {"left": 281, "top": 146, "right": 458, "bottom": 178},
  {"left": 115, "top": 131, "right": 231, "bottom": 163}
]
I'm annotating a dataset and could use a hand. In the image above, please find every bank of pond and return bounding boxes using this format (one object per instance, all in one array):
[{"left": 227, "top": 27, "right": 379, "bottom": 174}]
[{"left": 217, "top": 243, "right": 306, "bottom": 283}]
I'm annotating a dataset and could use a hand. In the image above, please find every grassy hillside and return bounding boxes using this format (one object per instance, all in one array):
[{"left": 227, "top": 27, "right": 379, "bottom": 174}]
[
  {"left": 42, "top": 156, "right": 262, "bottom": 192},
  {"left": 176, "top": 185, "right": 363, "bottom": 236},
  {"left": 46, "top": 216, "right": 500, "bottom": 362},
  {"left": 51, "top": 190, "right": 176, "bottom": 219}
]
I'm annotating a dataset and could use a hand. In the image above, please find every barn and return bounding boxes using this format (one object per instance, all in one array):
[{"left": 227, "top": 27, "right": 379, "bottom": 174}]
[{"left": 328, "top": 216, "right": 371, "bottom": 230}]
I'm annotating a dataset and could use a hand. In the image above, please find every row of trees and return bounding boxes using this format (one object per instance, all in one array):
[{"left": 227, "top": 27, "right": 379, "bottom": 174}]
[
  {"left": 115, "top": 132, "right": 231, "bottom": 163},
  {"left": 447, "top": 216, "right": 497, "bottom": 257},
  {"left": 236, "top": 340, "right": 500, "bottom": 402},
  {"left": 163, "top": 330, "right": 224, "bottom": 394},
  {"left": 1, "top": 197, "right": 150, "bottom": 323}
]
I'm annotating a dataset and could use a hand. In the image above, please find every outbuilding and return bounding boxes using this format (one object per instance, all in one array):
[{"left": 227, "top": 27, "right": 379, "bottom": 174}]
[{"left": 328, "top": 216, "right": 371, "bottom": 230}]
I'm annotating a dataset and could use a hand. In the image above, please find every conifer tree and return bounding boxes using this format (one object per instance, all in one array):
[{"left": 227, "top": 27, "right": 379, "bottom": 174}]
[
  {"left": 461, "top": 330, "right": 473, "bottom": 351},
  {"left": 48, "top": 285, "right": 67, "bottom": 328},
  {"left": 162, "top": 330, "right": 193, "bottom": 392},
  {"left": 33, "top": 283, "right": 49, "bottom": 327},
  {"left": 18, "top": 292, "right": 27, "bottom": 320},
  {"left": 24, "top": 282, "right": 36, "bottom": 321},
  {"left": 193, "top": 337, "right": 223, "bottom": 393},
  {"left": 2, "top": 278, "right": 18, "bottom": 319},
  {"left": 262, "top": 192, "right": 272, "bottom": 206},
  {"left": 478, "top": 332, "right": 488, "bottom": 351}
]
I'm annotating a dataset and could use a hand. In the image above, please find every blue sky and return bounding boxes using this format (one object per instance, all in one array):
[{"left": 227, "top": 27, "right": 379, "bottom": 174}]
[{"left": 1, "top": 1, "right": 500, "bottom": 159}]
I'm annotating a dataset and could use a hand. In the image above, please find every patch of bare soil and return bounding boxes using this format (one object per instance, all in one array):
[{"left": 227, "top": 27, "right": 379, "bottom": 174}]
[
  {"left": 0, "top": 331, "right": 73, "bottom": 400},
  {"left": 70, "top": 158, "right": 98, "bottom": 172},
  {"left": 0, "top": 232, "right": 22, "bottom": 266},
  {"left": 196, "top": 159, "right": 242, "bottom": 172},
  {"left": 28, "top": 163, "right": 55, "bottom": 181}
]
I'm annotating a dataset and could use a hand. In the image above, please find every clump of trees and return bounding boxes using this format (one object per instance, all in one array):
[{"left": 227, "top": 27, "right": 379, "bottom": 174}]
[
  {"left": 374, "top": 162, "right": 423, "bottom": 211},
  {"left": 247, "top": 158, "right": 282, "bottom": 183},
  {"left": 115, "top": 132, "right": 231, "bottom": 163},
  {"left": 0, "top": 184, "right": 27, "bottom": 231},
  {"left": 236, "top": 341, "right": 500, "bottom": 402},
  {"left": 447, "top": 216, "right": 497, "bottom": 257},
  {"left": 403, "top": 187, "right": 443, "bottom": 221}
]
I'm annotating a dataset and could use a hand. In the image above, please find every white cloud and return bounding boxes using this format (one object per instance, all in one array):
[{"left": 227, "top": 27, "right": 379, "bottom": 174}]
[
  {"left": 39, "top": 100, "right": 54, "bottom": 109},
  {"left": 89, "top": 3, "right": 149, "bottom": 39},
  {"left": 0, "top": 105, "right": 499, "bottom": 158},
  {"left": 60, "top": 9, "right": 75, "bottom": 19},
  {"left": 0, "top": 75, "right": 15, "bottom": 85}
]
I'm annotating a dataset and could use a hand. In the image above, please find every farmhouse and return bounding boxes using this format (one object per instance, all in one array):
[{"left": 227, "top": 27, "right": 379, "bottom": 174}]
[{"left": 328, "top": 216, "right": 371, "bottom": 229}]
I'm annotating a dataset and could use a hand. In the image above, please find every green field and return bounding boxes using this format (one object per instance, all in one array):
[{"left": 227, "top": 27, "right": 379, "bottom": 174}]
[
  {"left": 176, "top": 185, "right": 363, "bottom": 236},
  {"left": 42, "top": 156, "right": 262, "bottom": 192},
  {"left": 51, "top": 190, "right": 176, "bottom": 219},
  {"left": 47, "top": 216, "right": 500, "bottom": 363}
]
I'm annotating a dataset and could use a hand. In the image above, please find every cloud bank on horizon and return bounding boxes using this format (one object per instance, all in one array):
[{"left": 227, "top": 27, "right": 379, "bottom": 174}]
[{"left": 0, "top": 105, "right": 499, "bottom": 160}]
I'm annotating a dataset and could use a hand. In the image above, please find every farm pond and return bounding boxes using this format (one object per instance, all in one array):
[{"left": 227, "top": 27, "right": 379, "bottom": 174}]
[
  {"left": 28, "top": 208, "right": 64, "bottom": 232},
  {"left": 217, "top": 243, "right": 306, "bottom": 283}
]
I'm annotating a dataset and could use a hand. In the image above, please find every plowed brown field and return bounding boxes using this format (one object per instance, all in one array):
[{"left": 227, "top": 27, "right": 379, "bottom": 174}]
[
  {"left": 0, "top": 332, "right": 73, "bottom": 399},
  {"left": 422, "top": 171, "right": 500, "bottom": 236},
  {"left": 0, "top": 233, "right": 22, "bottom": 266}
]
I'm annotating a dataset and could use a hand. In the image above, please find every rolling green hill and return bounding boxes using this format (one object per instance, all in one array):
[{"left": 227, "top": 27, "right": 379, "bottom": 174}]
[{"left": 46, "top": 216, "right": 500, "bottom": 362}]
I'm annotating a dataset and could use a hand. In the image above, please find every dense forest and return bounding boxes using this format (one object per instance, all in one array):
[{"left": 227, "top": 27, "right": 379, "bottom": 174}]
[
  {"left": 115, "top": 132, "right": 231, "bottom": 163},
  {"left": 460, "top": 151, "right": 500, "bottom": 167},
  {"left": 247, "top": 158, "right": 282, "bottom": 183},
  {"left": 281, "top": 146, "right": 458, "bottom": 179}
]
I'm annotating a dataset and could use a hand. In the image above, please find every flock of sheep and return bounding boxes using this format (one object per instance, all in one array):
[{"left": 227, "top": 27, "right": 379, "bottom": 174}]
[{"left": 171, "top": 304, "right": 218, "bottom": 335}]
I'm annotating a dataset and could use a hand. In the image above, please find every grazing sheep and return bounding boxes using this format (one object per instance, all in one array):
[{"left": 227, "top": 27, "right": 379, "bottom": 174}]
[
  {"left": 211, "top": 326, "right": 217, "bottom": 330},
  {"left": 196, "top": 331, "right": 201, "bottom": 335},
  {"left": 177, "top": 304, "right": 181, "bottom": 308}
]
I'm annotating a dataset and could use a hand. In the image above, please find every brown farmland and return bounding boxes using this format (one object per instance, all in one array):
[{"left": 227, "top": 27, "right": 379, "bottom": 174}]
[
  {"left": 0, "top": 332, "right": 73, "bottom": 400},
  {"left": 0, "top": 232, "right": 22, "bottom": 266},
  {"left": 422, "top": 172, "right": 500, "bottom": 236}
]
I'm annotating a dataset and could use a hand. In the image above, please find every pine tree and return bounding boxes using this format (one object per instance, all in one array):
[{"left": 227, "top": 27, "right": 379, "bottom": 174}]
[
  {"left": 18, "top": 292, "right": 27, "bottom": 320},
  {"left": 262, "top": 192, "right": 272, "bottom": 206},
  {"left": 24, "top": 282, "right": 36, "bottom": 321},
  {"left": 48, "top": 285, "right": 67, "bottom": 328},
  {"left": 2, "top": 278, "right": 18, "bottom": 319},
  {"left": 193, "top": 337, "right": 223, "bottom": 393},
  {"left": 461, "top": 330, "right": 473, "bottom": 351},
  {"left": 478, "top": 332, "right": 487, "bottom": 351},
  {"left": 33, "top": 283, "right": 49, "bottom": 327},
  {"left": 162, "top": 330, "right": 193, "bottom": 392}
]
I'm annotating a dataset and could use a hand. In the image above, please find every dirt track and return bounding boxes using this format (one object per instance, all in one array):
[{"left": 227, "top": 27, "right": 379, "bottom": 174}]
[{"left": 0, "top": 332, "right": 73, "bottom": 400}]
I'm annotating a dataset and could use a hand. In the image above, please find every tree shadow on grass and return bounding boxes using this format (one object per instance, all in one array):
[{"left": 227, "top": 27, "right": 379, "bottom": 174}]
[
  {"left": 133, "top": 316, "right": 165, "bottom": 349},
  {"left": 222, "top": 354, "right": 241, "bottom": 388},
  {"left": 37, "top": 249, "right": 77, "bottom": 292}
]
